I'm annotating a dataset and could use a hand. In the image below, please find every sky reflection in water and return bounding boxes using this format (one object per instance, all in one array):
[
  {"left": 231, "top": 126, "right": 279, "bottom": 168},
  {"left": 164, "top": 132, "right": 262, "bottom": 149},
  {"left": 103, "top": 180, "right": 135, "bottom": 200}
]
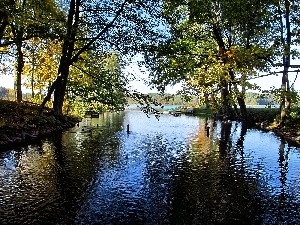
[{"left": 0, "top": 110, "right": 300, "bottom": 225}]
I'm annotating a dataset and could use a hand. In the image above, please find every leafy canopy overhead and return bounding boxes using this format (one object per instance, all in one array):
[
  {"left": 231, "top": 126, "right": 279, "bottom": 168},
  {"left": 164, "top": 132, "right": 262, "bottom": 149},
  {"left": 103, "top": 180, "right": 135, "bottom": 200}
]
[{"left": 144, "top": 0, "right": 280, "bottom": 110}]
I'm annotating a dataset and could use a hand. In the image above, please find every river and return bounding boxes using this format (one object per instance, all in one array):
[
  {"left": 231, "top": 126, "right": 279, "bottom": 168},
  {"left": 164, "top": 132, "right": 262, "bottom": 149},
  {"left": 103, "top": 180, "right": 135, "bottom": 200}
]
[{"left": 0, "top": 110, "right": 300, "bottom": 225}]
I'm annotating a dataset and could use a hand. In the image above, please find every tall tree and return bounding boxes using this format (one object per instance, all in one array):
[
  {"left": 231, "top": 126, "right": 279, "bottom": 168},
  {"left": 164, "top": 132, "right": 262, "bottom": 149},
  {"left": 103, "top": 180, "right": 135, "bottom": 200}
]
[
  {"left": 279, "top": 0, "right": 291, "bottom": 124},
  {"left": 39, "top": 0, "right": 166, "bottom": 116},
  {"left": 23, "top": 38, "right": 62, "bottom": 102},
  {"left": 276, "top": 0, "right": 300, "bottom": 125},
  {"left": 144, "top": 0, "right": 276, "bottom": 121},
  {"left": 260, "top": 0, "right": 300, "bottom": 125},
  {"left": 11, "top": 0, "right": 26, "bottom": 102},
  {"left": 1, "top": 0, "right": 65, "bottom": 102}
]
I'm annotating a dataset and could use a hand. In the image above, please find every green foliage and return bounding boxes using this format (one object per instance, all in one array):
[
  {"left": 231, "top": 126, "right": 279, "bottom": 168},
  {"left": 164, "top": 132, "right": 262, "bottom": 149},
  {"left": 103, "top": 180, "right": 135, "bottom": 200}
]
[
  {"left": 247, "top": 108, "right": 280, "bottom": 125},
  {"left": 289, "top": 108, "right": 300, "bottom": 121},
  {"left": 261, "top": 87, "right": 299, "bottom": 107},
  {"left": 67, "top": 51, "right": 127, "bottom": 113},
  {"left": 144, "top": 0, "right": 300, "bottom": 120},
  {"left": 127, "top": 92, "right": 198, "bottom": 106},
  {"left": 2, "top": 0, "right": 299, "bottom": 120},
  {"left": 283, "top": 107, "right": 300, "bottom": 126},
  {"left": 0, "top": 0, "right": 65, "bottom": 47}
]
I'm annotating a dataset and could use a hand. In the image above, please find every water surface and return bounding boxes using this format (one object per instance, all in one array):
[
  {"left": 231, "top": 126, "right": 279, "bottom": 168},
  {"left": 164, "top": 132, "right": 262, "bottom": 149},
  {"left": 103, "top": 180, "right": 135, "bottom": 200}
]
[{"left": 0, "top": 110, "right": 300, "bottom": 224}]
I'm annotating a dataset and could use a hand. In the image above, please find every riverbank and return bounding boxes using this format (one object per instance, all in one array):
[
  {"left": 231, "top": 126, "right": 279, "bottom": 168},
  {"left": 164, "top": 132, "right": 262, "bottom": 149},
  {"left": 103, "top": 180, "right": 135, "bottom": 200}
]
[
  {"left": 193, "top": 107, "right": 300, "bottom": 145},
  {"left": 246, "top": 108, "right": 300, "bottom": 145},
  {"left": 1, "top": 100, "right": 300, "bottom": 150},
  {"left": 0, "top": 100, "right": 81, "bottom": 150}
]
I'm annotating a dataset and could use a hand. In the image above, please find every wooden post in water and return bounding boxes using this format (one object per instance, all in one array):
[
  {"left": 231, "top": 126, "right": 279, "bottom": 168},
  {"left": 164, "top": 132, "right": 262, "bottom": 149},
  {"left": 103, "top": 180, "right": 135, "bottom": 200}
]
[
  {"left": 205, "top": 117, "right": 209, "bottom": 137},
  {"left": 127, "top": 124, "right": 130, "bottom": 133},
  {"left": 206, "top": 126, "right": 210, "bottom": 137}
]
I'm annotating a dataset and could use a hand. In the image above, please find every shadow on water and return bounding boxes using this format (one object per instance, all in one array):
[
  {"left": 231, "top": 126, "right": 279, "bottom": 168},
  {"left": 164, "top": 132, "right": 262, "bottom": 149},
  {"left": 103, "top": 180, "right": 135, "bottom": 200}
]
[
  {"left": 0, "top": 112, "right": 125, "bottom": 225},
  {"left": 1, "top": 111, "right": 300, "bottom": 225},
  {"left": 168, "top": 120, "right": 300, "bottom": 225},
  {"left": 168, "top": 121, "right": 261, "bottom": 225}
]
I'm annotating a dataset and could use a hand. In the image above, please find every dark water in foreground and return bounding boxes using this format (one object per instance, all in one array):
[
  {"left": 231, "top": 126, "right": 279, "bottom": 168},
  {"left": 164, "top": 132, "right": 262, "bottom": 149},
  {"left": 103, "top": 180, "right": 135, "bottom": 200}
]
[{"left": 1, "top": 110, "right": 300, "bottom": 225}]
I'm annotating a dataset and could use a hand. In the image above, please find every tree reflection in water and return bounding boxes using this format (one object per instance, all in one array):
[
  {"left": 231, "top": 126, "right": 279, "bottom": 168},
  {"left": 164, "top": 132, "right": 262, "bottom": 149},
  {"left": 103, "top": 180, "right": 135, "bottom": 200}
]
[
  {"left": 1, "top": 112, "right": 300, "bottom": 224},
  {"left": 168, "top": 119, "right": 300, "bottom": 224},
  {"left": 168, "top": 120, "right": 267, "bottom": 224}
]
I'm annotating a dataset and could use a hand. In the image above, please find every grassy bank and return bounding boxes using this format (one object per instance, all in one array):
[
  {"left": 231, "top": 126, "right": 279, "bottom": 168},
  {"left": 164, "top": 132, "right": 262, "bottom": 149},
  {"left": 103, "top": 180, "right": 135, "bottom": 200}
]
[{"left": 0, "top": 100, "right": 80, "bottom": 149}]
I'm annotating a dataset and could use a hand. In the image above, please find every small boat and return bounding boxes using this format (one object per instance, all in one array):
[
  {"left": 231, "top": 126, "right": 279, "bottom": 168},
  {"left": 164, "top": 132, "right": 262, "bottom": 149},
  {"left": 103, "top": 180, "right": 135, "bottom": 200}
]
[
  {"left": 91, "top": 113, "right": 99, "bottom": 118},
  {"left": 186, "top": 108, "right": 194, "bottom": 114},
  {"left": 170, "top": 110, "right": 181, "bottom": 117}
]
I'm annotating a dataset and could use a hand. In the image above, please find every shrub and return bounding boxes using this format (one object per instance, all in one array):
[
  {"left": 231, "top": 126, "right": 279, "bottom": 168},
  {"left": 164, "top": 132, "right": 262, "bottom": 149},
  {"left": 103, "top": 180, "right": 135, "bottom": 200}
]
[{"left": 247, "top": 108, "right": 280, "bottom": 126}]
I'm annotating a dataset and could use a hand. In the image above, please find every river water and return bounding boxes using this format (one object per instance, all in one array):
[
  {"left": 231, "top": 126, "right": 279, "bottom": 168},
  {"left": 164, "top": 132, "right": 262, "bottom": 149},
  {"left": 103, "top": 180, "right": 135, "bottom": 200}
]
[{"left": 0, "top": 110, "right": 300, "bottom": 225}]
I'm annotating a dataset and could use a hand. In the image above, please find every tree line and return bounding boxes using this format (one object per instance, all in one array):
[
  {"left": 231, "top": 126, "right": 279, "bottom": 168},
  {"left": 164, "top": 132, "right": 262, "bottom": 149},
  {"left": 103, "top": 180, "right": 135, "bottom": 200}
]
[
  {"left": 143, "top": 0, "right": 300, "bottom": 125},
  {"left": 0, "top": 86, "right": 277, "bottom": 107},
  {"left": 0, "top": 0, "right": 165, "bottom": 116},
  {"left": 0, "top": 0, "right": 299, "bottom": 124},
  {"left": 125, "top": 92, "right": 278, "bottom": 107}
]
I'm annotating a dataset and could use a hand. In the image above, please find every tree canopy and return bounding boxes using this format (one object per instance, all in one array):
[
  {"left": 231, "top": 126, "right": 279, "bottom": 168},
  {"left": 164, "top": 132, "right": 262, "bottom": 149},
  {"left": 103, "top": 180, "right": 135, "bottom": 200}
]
[
  {"left": 0, "top": 0, "right": 169, "bottom": 116},
  {"left": 143, "top": 0, "right": 300, "bottom": 123},
  {"left": 0, "top": 0, "right": 299, "bottom": 123}
]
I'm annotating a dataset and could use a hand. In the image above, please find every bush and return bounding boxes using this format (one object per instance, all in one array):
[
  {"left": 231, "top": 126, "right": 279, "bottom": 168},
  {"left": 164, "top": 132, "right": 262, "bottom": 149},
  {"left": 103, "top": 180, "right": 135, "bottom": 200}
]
[{"left": 247, "top": 108, "right": 280, "bottom": 125}]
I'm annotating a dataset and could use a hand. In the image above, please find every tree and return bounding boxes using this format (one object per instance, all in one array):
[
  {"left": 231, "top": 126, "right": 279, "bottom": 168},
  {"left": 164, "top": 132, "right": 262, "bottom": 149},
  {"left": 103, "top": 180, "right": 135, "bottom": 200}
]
[
  {"left": 0, "top": 0, "right": 65, "bottom": 102},
  {"left": 255, "top": 0, "right": 300, "bottom": 125},
  {"left": 39, "top": 0, "right": 167, "bottom": 116},
  {"left": 67, "top": 51, "right": 127, "bottom": 113},
  {"left": 278, "top": 0, "right": 291, "bottom": 125},
  {"left": 276, "top": 0, "right": 300, "bottom": 125},
  {"left": 23, "top": 38, "right": 62, "bottom": 102},
  {"left": 144, "top": 0, "right": 277, "bottom": 121}
]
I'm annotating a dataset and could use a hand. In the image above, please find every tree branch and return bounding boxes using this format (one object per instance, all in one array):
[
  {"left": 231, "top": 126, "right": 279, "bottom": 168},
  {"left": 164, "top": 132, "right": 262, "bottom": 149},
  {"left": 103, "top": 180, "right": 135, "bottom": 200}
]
[
  {"left": 71, "top": 0, "right": 130, "bottom": 64},
  {"left": 71, "top": 64, "right": 124, "bottom": 89}
]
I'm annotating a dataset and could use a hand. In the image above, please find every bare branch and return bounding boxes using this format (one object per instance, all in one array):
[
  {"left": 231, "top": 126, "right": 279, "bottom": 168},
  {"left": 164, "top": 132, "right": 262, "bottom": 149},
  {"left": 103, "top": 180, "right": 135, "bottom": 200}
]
[{"left": 71, "top": 0, "right": 130, "bottom": 64}]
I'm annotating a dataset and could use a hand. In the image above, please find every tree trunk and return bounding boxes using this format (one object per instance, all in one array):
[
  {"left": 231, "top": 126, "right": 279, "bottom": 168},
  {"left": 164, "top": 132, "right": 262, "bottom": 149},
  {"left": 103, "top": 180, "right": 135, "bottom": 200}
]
[
  {"left": 212, "top": 24, "right": 233, "bottom": 120},
  {"left": 237, "top": 96, "right": 247, "bottom": 122},
  {"left": 39, "top": 76, "right": 60, "bottom": 114},
  {"left": 53, "top": 68, "right": 69, "bottom": 116},
  {"left": 233, "top": 72, "right": 247, "bottom": 122},
  {"left": 31, "top": 72, "right": 34, "bottom": 99},
  {"left": 280, "top": 0, "right": 291, "bottom": 126},
  {"left": 10, "top": 0, "right": 26, "bottom": 103},
  {"left": 30, "top": 47, "right": 36, "bottom": 99},
  {"left": 39, "top": 0, "right": 79, "bottom": 116},
  {"left": 220, "top": 79, "right": 231, "bottom": 118},
  {"left": 52, "top": 0, "right": 79, "bottom": 116},
  {"left": 15, "top": 37, "right": 24, "bottom": 103}
]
